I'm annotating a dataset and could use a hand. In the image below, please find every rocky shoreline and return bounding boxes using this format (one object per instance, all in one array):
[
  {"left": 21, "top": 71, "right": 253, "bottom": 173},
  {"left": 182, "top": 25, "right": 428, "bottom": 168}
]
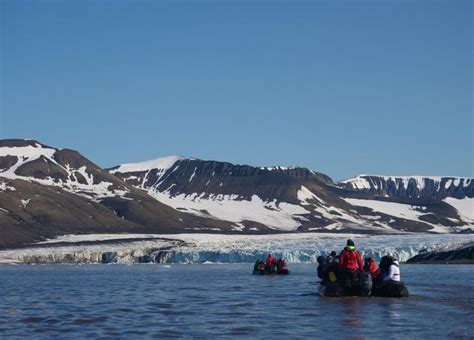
[{"left": 407, "top": 242, "right": 474, "bottom": 264}]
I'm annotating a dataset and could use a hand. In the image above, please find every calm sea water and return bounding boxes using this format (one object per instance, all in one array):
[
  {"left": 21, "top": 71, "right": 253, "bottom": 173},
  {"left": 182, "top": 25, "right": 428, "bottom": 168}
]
[{"left": 1, "top": 264, "right": 472, "bottom": 338}]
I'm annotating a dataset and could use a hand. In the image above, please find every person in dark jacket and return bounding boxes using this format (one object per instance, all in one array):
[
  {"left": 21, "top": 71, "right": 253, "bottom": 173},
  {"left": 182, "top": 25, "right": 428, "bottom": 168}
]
[
  {"left": 327, "top": 251, "right": 338, "bottom": 265},
  {"left": 339, "top": 239, "right": 363, "bottom": 288},
  {"left": 373, "top": 255, "right": 391, "bottom": 286},
  {"left": 326, "top": 251, "right": 340, "bottom": 282},
  {"left": 253, "top": 259, "right": 265, "bottom": 272},
  {"left": 317, "top": 255, "right": 328, "bottom": 282}
]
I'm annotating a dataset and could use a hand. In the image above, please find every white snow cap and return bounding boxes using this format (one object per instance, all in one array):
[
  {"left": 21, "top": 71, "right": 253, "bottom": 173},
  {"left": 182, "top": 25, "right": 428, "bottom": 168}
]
[
  {"left": 0, "top": 143, "right": 57, "bottom": 178},
  {"left": 110, "top": 156, "right": 191, "bottom": 174},
  {"left": 0, "top": 143, "right": 56, "bottom": 159}
]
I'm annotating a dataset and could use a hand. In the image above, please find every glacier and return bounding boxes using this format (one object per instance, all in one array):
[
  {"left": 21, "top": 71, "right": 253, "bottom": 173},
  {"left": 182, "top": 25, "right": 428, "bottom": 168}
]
[{"left": 0, "top": 233, "right": 472, "bottom": 265}]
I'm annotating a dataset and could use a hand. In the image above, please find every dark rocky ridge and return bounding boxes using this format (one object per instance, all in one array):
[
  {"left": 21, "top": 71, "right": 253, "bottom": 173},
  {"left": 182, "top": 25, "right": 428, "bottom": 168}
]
[
  {"left": 407, "top": 242, "right": 474, "bottom": 264},
  {"left": 0, "top": 139, "right": 54, "bottom": 148},
  {"left": 112, "top": 158, "right": 333, "bottom": 203},
  {"left": 0, "top": 155, "right": 19, "bottom": 171},
  {"left": 341, "top": 175, "right": 473, "bottom": 200}
]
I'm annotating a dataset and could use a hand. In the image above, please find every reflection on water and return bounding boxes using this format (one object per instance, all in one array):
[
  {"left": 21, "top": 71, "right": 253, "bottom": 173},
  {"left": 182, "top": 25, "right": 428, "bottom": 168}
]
[
  {"left": 340, "top": 299, "right": 364, "bottom": 329},
  {"left": 0, "top": 264, "right": 473, "bottom": 338}
]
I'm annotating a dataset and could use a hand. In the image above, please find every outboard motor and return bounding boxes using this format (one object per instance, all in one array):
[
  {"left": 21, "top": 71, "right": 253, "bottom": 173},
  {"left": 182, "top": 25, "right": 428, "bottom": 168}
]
[{"left": 360, "top": 272, "right": 373, "bottom": 296}]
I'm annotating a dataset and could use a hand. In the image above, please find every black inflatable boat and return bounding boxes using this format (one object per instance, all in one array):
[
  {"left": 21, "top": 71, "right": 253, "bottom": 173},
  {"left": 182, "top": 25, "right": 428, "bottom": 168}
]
[
  {"left": 252, "top": 268, "right": 290, "bottom": 275},
  {"left": 253, "top": 259, "right": 289, "bottom": 275},
  {"left": 318, "top": 272, "right": 409, "bottom": 298}
]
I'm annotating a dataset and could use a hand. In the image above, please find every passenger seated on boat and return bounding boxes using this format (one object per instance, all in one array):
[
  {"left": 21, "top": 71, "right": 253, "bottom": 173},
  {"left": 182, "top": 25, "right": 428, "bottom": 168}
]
[
  {"left": 327, "top": 251, "right": 338, "bottom": 264},
  {"left": 266, "top": 254, "right": 275, "bottom": 266},
  {"left": 339, "top": 239, "right": 363, "bottom": 288},
  {"left": 383, "top": 256, "right": 400, "bottom": 283},
  {"left": 374, "top": 255, "right": 397, "bottom": 286},
  {"left": 317, "top": 255, "right": 327, "bottom": 281},
  {"left": 326, "top": 251, "right": 339, "bottom": 283},
  {"left": 277, "top": 258, "right": 288, "bottom": 270},
  {"left": 266, "top": 254, "right": 277, "bottom": 273},
  {"left": 363, "top": 256, "right": 377, "bottom": 275},
  {"left": 254, "top": 259, "right": 265, "bottom": 272}
]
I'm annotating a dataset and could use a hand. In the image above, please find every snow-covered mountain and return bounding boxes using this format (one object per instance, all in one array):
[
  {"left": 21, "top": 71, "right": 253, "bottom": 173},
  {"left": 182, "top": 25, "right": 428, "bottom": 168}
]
[
  {"left": 108, "top": 156, "right": 336, "bottom": 231},
  {"left": 0, "top": 140, "right": 232, "bottom": 248},
  {"left": 1, "top": 139, "right": 473, "bottom": 249},
  {"left": 0, "top": 139, "right": 130, "bottom": 200},
  {"left": 109, "top": 156, "right": 474, "bottom": 234}
]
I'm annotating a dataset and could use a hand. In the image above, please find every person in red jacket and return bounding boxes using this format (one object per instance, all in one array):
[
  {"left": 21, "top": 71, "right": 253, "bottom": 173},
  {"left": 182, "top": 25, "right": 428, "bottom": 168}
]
[
  {"left": 266, "top": 254, "right": 275, "bottom": 266},
  {"left": 339, "top": 239, "right": 363, "bottom": 288},
  {"left": 266, "top": 254, "right": 276, "bottom": 273}
]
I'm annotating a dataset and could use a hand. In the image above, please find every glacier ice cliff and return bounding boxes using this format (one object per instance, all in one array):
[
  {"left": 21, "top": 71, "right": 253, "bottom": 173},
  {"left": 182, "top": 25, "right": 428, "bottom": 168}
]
[{"left": 1, "top": 233, "right": 472, "bottom": 265}]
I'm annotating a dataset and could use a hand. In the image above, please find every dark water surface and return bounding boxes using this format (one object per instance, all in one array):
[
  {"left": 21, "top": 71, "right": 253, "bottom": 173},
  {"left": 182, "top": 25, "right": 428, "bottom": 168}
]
[{"left": 1, "top": 264, "right": 473, "bottom": 338}]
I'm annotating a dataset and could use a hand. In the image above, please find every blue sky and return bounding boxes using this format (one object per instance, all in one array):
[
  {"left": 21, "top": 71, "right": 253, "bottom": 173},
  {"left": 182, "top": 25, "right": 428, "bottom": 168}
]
[{"left": 1, "top": 0, "right": 472, "bottom": 180}]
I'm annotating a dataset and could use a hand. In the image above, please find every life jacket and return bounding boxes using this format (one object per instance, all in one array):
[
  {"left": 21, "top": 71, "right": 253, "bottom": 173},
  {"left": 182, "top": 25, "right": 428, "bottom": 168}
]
[
  {"left": 328, "top": 271, "right": 337, "bottom": 283},
  {"left": 364, "top": 259, "right": 377, "bottom": 274},
  {"left": 266, "top": 256, "right": 274, "bottom": 266}
]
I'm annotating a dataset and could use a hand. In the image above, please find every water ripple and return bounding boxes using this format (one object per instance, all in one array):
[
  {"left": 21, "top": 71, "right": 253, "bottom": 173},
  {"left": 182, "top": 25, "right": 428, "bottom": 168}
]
[{"left": 0, "top": 264, "right": 473, "bottom": 338}]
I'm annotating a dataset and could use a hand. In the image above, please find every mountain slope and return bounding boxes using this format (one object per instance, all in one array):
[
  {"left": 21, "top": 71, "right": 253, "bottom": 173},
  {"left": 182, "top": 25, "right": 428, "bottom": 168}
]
[
  {"left": 0, "top": 140, "right": 236, "bottom": 248},
  {"left": 0, "top": 139, "right": 130, "bottom": 200},
  {"left": 109, "top": 156, "right": 474, "bottom": 234},
  {"left": 109, "top": 157, "right": 357, "bottom": 231},
  {"left": 1, "top": 139, "right": 472, "bottom": 249}
]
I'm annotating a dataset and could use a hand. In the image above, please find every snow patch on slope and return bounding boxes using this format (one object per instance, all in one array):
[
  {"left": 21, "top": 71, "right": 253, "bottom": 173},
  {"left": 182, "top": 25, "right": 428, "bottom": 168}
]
[
  {"left": 21, "top": 199, "right": 31, "bottom": 208},
  {"left": 297, "top": 186, "right": 324, "bottom": 204},
  {"left": 260, "top": 166, "right": 297, "bottom": 171},
  {"left": 0, "top": 182, "right": 16, "bottom": 191},
  {"left": 0, "top": 144, "right": 57, "bottom": 178},
  {"left": 344, "top": 198, "right": 427, "bottom": 221},
  {"left": 444, "top": 197, "right": 474, "bottom": 223},
  {"left": 149, "top": 190, "right": 310, "bottom": 230},
  {"left": 342, "top": 198, "right": 471, "bottom": 233},
  {"left": 110, "top": 156, "right": 188, "bottom": 174},
  {"left": 296, "top": 186, "right": 395, "bottom": 231}
]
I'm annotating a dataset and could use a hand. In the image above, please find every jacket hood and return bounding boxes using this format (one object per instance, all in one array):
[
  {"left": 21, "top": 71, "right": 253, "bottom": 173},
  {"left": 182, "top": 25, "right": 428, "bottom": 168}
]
[{"left": 344, "top": 246, "right": 356, "bottom": 251}]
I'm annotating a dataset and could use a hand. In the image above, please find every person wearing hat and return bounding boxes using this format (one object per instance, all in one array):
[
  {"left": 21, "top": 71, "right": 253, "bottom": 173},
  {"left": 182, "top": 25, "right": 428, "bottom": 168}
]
[{"left": 339, "top": 239, "right": 363, "bottom": 288}]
